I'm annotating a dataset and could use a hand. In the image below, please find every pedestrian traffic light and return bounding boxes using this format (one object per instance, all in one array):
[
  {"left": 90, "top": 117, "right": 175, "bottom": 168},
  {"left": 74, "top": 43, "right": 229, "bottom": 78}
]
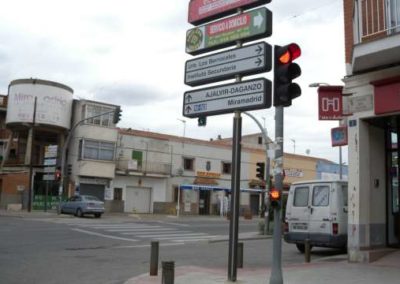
[
  {"left": 198, "top": 116, "right": 207, "bottom": 126},
  {"left": 67, "top": 164, "right": 72, "bottom": 176},
  {"left": 113, "top": 106, "right": 122, "bottom": 124},
  {"left": 55, "top": 168, "right": 62, "bottom": 182},
  {"left": 273, "top": 43, "right": 302, "bottom": 107},
  {"left": 269, "top": 188, "right": 281, "bottom": 208},
  {"left": 256, "top": 162, "right": 265, "bottom": 180}
]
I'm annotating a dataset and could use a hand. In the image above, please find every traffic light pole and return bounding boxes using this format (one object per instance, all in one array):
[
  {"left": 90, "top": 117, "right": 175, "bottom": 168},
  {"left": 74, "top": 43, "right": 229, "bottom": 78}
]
[{"left": 269, "top": 106, "right": 284, "bottom": 284}]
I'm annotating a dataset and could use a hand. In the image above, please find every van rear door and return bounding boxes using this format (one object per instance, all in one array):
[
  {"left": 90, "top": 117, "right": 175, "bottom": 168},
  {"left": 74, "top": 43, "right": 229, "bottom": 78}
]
[
  {"left": 309, "top": 183, "right": 331, "bottom": 236},
  {"left": 288, "top": 185, "right": 311, "bottom": 234}
]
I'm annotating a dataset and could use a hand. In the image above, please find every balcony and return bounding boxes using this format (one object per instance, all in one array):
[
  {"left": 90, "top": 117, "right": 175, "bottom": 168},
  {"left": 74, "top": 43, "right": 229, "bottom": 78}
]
[
  {"left": 116, "top": 159, "right": 172, "bottom": 176},
  {"left": 352, "top": 0, "right": 400, "bottom": 73}
]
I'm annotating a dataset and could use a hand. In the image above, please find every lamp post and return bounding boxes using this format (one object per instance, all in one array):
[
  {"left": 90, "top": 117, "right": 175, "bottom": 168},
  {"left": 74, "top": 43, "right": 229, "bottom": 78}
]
[{"left": 309, "top": 82, "right": 343, "bottom": 179}]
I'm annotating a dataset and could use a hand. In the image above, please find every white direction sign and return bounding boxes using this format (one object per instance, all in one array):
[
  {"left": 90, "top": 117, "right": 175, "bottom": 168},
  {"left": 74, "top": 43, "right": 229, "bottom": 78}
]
[
  {"left": 185, "top": 42, "right": 271, "bottom": 87},
  {"left": 183, "top": 78, "right": 271, "bottom": 117}
]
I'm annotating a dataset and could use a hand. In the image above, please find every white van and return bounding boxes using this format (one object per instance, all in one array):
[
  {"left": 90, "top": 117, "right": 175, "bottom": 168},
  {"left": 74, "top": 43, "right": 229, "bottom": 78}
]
[{"left": 284, "top": 180, "right": 348, "bottom": 253}]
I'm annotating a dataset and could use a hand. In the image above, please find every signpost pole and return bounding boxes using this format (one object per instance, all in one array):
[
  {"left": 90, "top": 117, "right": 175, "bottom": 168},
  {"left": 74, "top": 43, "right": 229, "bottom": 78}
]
[{"left": 269, "top": 106, "right": 284, "bottom": 284}]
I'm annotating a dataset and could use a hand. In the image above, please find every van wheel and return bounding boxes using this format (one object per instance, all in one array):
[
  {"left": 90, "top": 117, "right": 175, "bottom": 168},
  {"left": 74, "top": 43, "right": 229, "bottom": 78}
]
[{"left": 296, "top": 244, "right": 306, "bottom": 253}]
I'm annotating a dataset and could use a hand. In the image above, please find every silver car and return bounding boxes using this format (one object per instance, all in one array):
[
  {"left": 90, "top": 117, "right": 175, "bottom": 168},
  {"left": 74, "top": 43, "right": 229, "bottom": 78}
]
[{"left": 61, "top": 195, "right": 105, "bottom": 218}]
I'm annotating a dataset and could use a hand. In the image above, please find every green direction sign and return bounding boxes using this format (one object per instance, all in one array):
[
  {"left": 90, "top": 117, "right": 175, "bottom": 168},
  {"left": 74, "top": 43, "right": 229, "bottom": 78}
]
[{"left": 186, "top": 7, "right": 272, "bottom": 55}]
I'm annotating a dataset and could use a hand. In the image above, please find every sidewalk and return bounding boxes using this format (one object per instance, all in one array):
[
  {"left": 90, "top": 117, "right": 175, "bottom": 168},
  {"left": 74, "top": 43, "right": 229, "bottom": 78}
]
[{"left": 125, "top": 251, "right": 400, "bottom": 284}]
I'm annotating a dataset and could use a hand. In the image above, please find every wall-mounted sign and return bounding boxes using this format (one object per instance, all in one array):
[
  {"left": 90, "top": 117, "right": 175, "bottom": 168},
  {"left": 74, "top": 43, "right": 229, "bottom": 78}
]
[
  {"left": 318, "top": 86, "right": 343, "bottom": 120},
  {"left": 185, "top": 42, "right": 271, "bottom": 86},
  {"left": 331, "top": 126, "right": 348, "bottom": 147},
  {"left": 188, "top": 0, "right": 271, "bottom": 25},
  {"left": 183, "top": 78, "right": 271, "bottom": 117},
  {"left": 197, "top": 171, "right": 221, "bottom": 178},
  {"left": 186, "top": 7, "right": 272, "bottom": 55}
]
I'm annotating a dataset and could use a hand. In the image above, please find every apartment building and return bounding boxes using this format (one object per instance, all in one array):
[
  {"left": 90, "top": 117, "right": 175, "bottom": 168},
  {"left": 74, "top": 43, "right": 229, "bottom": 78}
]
[{"left": 342, "top": 0, "right": 400, "bottom": 261}]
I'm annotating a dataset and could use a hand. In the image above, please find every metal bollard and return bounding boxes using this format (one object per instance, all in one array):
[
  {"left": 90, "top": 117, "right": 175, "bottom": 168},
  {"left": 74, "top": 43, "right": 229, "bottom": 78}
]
[
  {"left": 161, "top": 261, "right": 175, "bottom": 284},
  {"left": 237, "top": 242, "right": 243, "bottom": 268},
  {"left": 150, "top": 241, "right": 159, "bottom": 276},
  {"left": 304, "top": 239, "right": 311, "bottom": 263}
]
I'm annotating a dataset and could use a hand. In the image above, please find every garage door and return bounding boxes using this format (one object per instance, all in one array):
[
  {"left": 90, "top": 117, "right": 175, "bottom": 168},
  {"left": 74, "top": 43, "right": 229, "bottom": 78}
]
[
  {"left": 125, "top": 187, "right": 151, "bottom": 213},
  {"left": 79, "top": 184, "right": 105, "bottom": 201}
]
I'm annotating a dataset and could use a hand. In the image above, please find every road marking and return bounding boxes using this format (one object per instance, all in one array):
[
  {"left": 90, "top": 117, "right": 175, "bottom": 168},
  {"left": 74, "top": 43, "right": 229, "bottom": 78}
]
[
  {"left": 114, "top": 242, "right": 184, "bottom": 249},
  {"left": 107, "top": 227, "right": 174, "bottom": 232},
  {"left": 121, "top": 230, "right": 190, "bottom": 235},
  {"left": 71, "top": 228, "right": 138, "bottom": 242},
  {"left": 157, "top": 221, "right": 189, "bottom": 227},
  {"left": 138, "top": 233, "right": 209, "bottom": 239}
]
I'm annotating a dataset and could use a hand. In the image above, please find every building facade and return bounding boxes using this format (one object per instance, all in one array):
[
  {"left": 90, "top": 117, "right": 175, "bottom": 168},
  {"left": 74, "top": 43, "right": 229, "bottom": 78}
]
[{"left": 342, "top": 0, "right": 400, "bottom": 261}]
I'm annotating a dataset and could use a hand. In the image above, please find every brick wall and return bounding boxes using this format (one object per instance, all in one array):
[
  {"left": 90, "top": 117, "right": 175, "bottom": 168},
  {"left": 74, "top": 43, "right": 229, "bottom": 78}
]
[{"left": 344, "top": 0, "right": 354, "bottom": 65}]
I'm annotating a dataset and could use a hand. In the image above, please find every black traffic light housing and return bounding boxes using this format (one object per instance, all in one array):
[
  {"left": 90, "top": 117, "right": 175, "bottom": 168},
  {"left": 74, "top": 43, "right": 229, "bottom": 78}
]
[
  {"left": 256, "top": 162, "right": 265, "bottom": 180},
  {"left": 274, "top": 43, "right": 302, "bottom": 107},
  {"left": 198, "top": 116, "right": 207, "bottom": 126},
  {"left": 67, "top": 164, "right": 72, "bottom": 176},
  {"left": 113, "top": 106, "right": 122, "bottom": 124}
]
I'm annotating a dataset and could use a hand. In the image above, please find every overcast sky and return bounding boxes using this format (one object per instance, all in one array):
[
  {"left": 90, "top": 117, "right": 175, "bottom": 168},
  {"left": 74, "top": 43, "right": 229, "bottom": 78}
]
[{"left": 0, "top": 0, "right": 347, "bottom": 164}]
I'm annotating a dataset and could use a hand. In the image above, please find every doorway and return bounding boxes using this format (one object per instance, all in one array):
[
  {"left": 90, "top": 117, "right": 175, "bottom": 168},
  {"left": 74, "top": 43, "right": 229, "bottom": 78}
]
[{"left": 199, "top": 190, "right": 210, "bottom": 215}]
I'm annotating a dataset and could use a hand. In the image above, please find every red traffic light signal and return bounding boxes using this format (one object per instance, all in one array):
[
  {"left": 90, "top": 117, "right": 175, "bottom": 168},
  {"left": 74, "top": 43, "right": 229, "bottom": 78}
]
[
  {"left": 55, "top": 169, "right": 61, "bottom": 181},
  {"left": 274, "top": 43, "right": 302, "bottom": 107},
  {"left": 269, "top": 188, "right": 281, "bottom": 207}
]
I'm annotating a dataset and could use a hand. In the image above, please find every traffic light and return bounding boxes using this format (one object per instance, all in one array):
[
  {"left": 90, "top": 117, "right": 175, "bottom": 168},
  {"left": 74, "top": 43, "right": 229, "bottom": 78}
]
[
  {"left": 256, "top": 162, "right": 265, "bottom": 180},
  {"left": 67, "top": 164, "right": 72, "bottom": 176},
  {"left": 269, "top": 188, "right": 281, "bottom": 208},
  {"left": 198, "top": 116, "right": 207, "bottom": 126},
  {"left": 273, "top": 43, "right": 302, "bottom": 107},
  {"left": 55, "top": 168, "right": 62, "bottom": 182},
  {"left": 113, "top": 106, "right": 122, "bottom": 124}
]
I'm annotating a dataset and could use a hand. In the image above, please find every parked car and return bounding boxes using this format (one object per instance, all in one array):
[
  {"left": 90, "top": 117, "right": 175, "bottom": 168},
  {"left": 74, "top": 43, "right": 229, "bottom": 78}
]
[
  {"left": 61, "top": 195, "right": 105, "bottom": 218},
  {"left": 284, "top": 180, "right": 348, "bottom": 253}
]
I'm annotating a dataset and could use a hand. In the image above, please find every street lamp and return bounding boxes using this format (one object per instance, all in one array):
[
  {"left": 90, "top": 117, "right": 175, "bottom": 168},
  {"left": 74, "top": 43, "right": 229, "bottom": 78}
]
[{"left": 309, "top": 82, "right": 343, "bottom": 180}]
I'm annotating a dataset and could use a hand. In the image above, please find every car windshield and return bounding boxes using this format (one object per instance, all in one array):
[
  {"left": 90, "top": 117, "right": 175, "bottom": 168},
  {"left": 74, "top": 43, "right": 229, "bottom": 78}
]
[{"left": 83, "top": 196, "right": 100, "bottom": 201}]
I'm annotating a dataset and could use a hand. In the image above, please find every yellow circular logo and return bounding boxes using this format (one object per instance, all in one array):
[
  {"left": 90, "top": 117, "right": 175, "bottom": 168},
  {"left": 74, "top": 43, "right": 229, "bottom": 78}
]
[{"left": 186, "top": 28, "right": 203, "bottom": 51}]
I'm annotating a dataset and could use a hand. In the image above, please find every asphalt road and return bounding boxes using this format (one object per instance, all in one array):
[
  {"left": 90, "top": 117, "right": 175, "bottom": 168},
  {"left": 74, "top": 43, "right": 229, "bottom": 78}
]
[{"left": 0, "top": 215, "right": 345, "bottom": 284}]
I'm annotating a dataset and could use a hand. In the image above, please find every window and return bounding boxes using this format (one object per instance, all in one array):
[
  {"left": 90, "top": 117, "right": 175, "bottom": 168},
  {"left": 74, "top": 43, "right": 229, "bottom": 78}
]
[
  {"left": 312, "top": 185, "right": 330, "bottom": 207},
  {"left": 132, "top": 151, "right": 143, "bottom": 167},
  {"left": 258, "top": 136, "right": 263, "bottom": 145},
  {"left": 84, "top": 104, "right": 114, "bottom": 127},
  {"left": 183, "top": 157, "right": 194, "bottom": 171},
  {"left": 114, "top": 188, "right": 122, "bottom": 201},
  {"left": 293, "top": 186, "right": 309, "bottom": 207},
  {"left": 79, "top": 139, "right": 115, "bottom": 161},
  {"left": 222, "top": 162, "right": 231, "bottom": 174}
]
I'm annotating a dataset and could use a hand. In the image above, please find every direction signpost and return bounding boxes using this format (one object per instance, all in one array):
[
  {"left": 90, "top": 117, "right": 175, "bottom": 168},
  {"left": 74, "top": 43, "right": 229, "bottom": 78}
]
[
  {"left": 183, "top": 0, "right": 273, "bottom": 282},
  {"left": 186, "top": 7, "right": 272, "bottom": 55},
  {"left": 183, "top": 78, "right": 271, "bottom": 117},
  {"left": 185, "top": 42, "right": 271, "bottom": 86}
]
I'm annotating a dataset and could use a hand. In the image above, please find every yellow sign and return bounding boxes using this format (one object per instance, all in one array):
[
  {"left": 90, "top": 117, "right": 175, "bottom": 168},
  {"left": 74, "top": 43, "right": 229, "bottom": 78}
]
[{"left": 196, "top": 171, "right": 221, "bottom": 178}]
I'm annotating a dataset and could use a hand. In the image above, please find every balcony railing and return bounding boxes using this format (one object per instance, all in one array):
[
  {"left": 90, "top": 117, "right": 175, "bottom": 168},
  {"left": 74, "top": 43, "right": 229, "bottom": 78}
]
[
  {"left": 355, "top": 0, "right": 400, "bottom": 42},
  {"left": 116, "top": 159, "right": 172, "bottom": 176}
]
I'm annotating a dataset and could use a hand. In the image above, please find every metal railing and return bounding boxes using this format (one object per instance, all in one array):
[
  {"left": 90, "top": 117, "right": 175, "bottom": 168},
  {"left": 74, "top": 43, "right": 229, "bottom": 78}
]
[{"left": 355, "top": 0, "right": 400, "bottom": 42}]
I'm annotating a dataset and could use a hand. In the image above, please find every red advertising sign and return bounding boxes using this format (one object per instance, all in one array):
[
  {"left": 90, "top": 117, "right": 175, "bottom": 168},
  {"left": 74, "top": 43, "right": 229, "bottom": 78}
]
[
  {"left": 188, "top": 0, "right": 270, "bottom": 25},
  {"left": 373, "top": 77, "right": 400, "bottom": 115},
  {"left": 318, "top": 86, "right": 343, "bottom": 120},
  {"left": 331, "top": 126, "right": 348, "bottom": 147}
]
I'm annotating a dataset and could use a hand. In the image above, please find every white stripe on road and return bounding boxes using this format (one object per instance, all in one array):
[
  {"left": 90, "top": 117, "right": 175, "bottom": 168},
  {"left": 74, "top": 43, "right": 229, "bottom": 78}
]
[
  {"left": 121, "top": 230, "right": 190, "bottom": 235},
  {"left": 71, "top": 228, "right": 138, "bottom": 242},
  {"left": 157, "top": 221, "right": 189, "bottom": 227},
  {"left": 77, "top": 225, "right": 161, "bottom": 229},
  {"left": 114, "top": 242, "right": 184, "bottom": 249},
  {"left": 137, "top": 233, "right": 208, "bottom": 238},
  {"left": 107, "top": 227, "right": 173, "bottom": 232}
]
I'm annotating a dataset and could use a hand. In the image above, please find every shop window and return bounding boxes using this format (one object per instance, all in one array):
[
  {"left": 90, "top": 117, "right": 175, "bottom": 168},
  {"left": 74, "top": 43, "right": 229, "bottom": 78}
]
[
  {"left": 79, "top": 139, "right": 115, "bottom": 161},
  {"left": 183, "top": 157, "right": 194, "bottom": 171},
  {"left": 114, "top": 188, "right": 122, "bottom": 201},
  {"left": 222, "top": 162, "right": 231, "bottom": 174}
]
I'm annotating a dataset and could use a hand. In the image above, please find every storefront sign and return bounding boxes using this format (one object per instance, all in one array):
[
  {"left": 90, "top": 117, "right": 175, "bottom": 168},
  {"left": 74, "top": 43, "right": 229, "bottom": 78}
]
[
  {"left": 186, "top": 7, "right": 272, "bottom": 55},
  {"left": 373, "top": 78, "right": 400, "bottom": 115},
  {"left": 188, "top": 0, "right": 271, "bottom": 25},
  {"left": 318, "top": 86, "right": 343, "bottom": 120},
  {"left": 197, "top": 171, "right": 221, "bottom": 178}
]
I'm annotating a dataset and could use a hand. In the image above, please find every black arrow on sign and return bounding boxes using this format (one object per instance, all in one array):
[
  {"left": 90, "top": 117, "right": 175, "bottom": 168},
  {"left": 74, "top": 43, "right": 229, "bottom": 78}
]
[
  {"left": 255, "top": 45, "right": 263, "bottom": 54},
  {"left": 255, "top": 57, "right": 263, "bottom": 66},
  {"left": 186, "top": 94, "right": 192, "bottom": 103},
  {"left": 185, "top": 106, "right": 192, "bottom": 113}
]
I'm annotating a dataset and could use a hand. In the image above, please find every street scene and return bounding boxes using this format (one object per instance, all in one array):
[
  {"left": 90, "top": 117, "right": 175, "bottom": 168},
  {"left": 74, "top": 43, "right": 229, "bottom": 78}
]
[{"left": 1, "top": 0, "right": 400, "bottom": 283}]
